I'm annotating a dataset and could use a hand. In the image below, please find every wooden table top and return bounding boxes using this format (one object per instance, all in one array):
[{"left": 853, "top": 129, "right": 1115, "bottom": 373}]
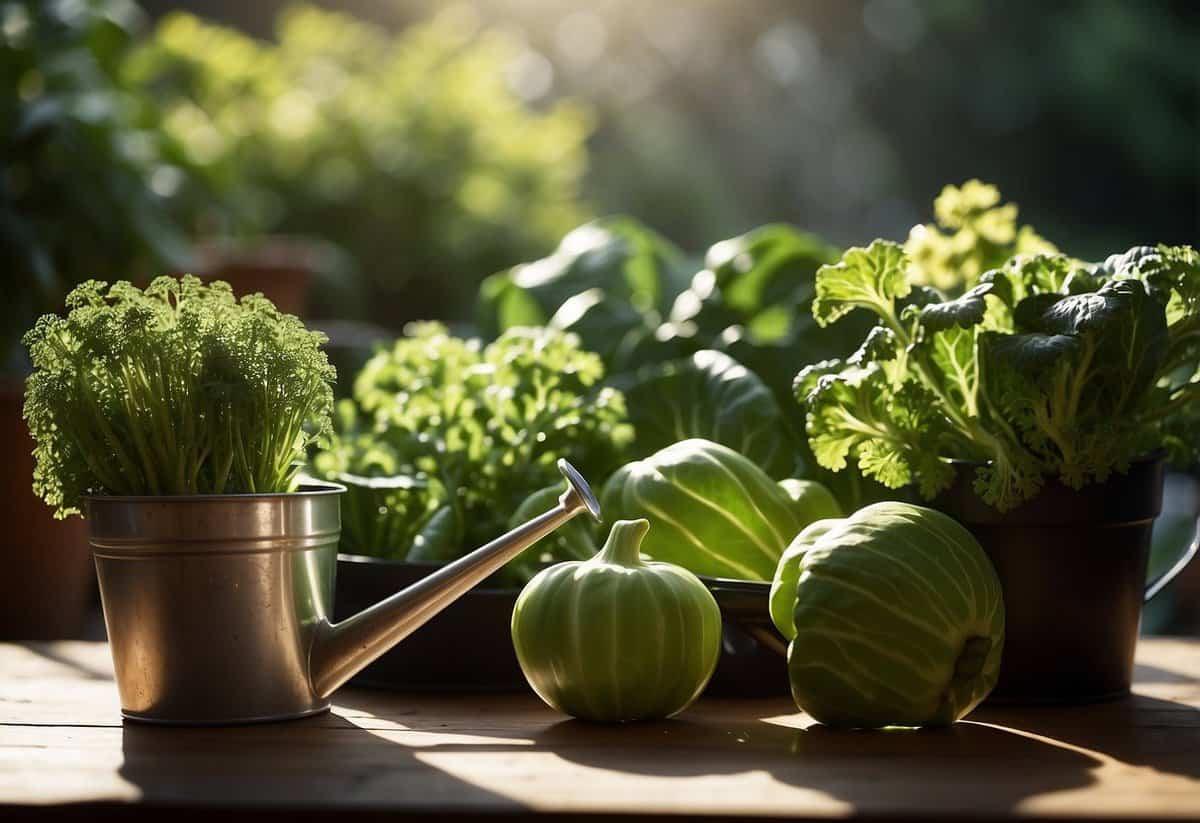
[{"left": 2, "top": 639, "right": 1198, "bottom": 822}]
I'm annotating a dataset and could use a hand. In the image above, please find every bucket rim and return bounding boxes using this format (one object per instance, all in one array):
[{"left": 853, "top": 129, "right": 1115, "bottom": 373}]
[{"left": 84, "top": 481, "right": 345, "bottom": 507}]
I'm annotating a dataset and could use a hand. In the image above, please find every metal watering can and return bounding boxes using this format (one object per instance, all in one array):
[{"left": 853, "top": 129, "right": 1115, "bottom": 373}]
[{"left": 86, "top": 460, "right": 600, "bottom": 724}]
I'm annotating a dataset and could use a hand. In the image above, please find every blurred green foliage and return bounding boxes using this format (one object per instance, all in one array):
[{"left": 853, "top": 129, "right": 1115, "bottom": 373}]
[
  {"left": 127, "top": 5, "right": 593, "bottom": 323},
  {"left": 259, "top": 0, "right": 1189, "bottom": 258},
  {"left": 904, "top": 180, "right": 1058, "bottom": 293},
  {"left": 0, "top": 0, "right": 196, "bottom": 370}
]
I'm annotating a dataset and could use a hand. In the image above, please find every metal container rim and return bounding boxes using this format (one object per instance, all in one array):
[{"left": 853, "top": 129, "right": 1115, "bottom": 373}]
[{"left": 84, "top": 481, "right": 346, "bottom": 506}]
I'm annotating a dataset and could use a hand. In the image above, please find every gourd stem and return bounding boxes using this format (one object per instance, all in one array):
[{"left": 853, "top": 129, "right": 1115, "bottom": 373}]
[{"left": 599, "top": 519, "right": 650, "bottom": 566}]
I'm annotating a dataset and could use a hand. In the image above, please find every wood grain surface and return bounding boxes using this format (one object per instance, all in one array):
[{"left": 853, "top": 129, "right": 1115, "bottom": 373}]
[{"left": 2, "top": 639, "right": 1198, "bottom": 821}]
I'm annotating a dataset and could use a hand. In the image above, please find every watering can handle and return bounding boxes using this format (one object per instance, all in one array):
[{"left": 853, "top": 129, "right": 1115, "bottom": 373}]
[{"left": 1144, "top": 515, "right": 1200, "bottom": 602}]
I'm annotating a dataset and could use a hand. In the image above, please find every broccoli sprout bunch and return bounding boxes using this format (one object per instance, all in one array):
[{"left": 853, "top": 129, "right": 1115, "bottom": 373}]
[{"left": 24, "top": 276, "right": 335, "bottom": 517}]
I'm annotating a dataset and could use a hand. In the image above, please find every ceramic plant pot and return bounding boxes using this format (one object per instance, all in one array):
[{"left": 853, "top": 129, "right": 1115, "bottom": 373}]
[{"left": 932, "top": 456, "right": 1198, "bottom": 704}]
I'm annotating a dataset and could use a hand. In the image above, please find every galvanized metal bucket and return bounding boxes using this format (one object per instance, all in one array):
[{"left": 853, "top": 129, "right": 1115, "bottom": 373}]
[{"left": 87, "top": 484, "right": 345, "bottom": 725}]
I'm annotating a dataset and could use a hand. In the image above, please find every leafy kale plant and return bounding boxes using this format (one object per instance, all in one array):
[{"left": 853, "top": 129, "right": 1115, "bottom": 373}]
[
  {"left": 797, "top": 242, "right": 1199, "bottom": 511},
  {"left": 311, "top": 322, "right": 631, "bottom": 583},
  {"left": 24, "top": 277, "right": 335, "bottom": 516}
]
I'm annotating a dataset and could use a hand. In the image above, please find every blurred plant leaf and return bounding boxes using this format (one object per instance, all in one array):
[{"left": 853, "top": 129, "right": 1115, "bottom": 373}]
[{"left": 623, "top": 349, "right": 796, "bottom": 478}]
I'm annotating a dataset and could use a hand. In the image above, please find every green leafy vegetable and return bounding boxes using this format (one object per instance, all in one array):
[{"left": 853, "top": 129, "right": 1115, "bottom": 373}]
[
  {"left": 24, "top": 277, "right": 335, "bottom": 517},
  {"left": 599, "top": 438, "right": 813, "bottom": 581},
  {"left": 477, "top": 217, "right": 692, "bottom": 371},
  {"left": 773, "top": 502, "right": 1005, "bottom": 728},
  {"left": 813, "top": 240, "right": 911, "bottom": 328},
  {"left": 664, "top": 224, "right": 850, "bottom": 365},
  {"left": 312, "top": 322, "right": 631, "bottom": 583},
  {"left": 799, "top": 240, "right": 1200, "bottom": 511},
  {"left": 480, "top": 218, "right": 886, "bottom": 508},
  {"left": 904, "top": 180, "right": 1057, "bottom": 293},
  {"left": 621, "top": 349, "right": 795, "bottom": 478}
]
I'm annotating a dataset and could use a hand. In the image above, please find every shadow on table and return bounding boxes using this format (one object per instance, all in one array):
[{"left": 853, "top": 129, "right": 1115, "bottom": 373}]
[
  {"left": 320, "top": 688, "right": 1199, "bottom": 816},
  {"left": 530, "top": 711, "right": 1103, "bottom": 816},
  {"left": 117, "top": 710, "right": 522, "bottom": 812},
  {"left": 23, "top": 642, "right": 113, "bottom": 681},
  {"left": 979, "top": 692, "right": 1200, "bottom": 782}
]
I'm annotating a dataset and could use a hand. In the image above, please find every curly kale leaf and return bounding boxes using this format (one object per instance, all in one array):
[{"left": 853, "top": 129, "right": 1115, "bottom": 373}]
[
  {"left": 812, "top": 240, "right": 911, "bottom": 328},
  {"left": 1104, "top": 245, "right": 1199, "bottom": 379},
  {"left": 1033, "top": 278, "right": 1168, "bottom": 399},
  {"left": 914, "top": 282, "right": 996, "bottom": 332},
  {"left": 1092, "top": 245, "right": 1200, "bottom": 467},
  {"left": 847, "top": 325, "right": 900, "bottom": 367},
  {"left": 798, "top": 360, "right": 955, "bottom": 499},
  {"left": 801, "top": 241, "right": 1172, "bottom": 512},
  {"left": 803, "top": 232, "right": 1194, "bottom": 511},
  {"left": 981, "top": 278, "right": 1169, "bottom": 489}
]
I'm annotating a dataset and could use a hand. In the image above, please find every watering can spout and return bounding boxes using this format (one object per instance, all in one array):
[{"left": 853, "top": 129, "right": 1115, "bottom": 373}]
[{"left": 309, "top": 459, "right": 601, "bottom": 699}]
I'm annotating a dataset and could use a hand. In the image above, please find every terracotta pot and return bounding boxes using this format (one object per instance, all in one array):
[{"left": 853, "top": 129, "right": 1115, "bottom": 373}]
[
  {"left": 194, "top": 236, "right": 317, "bottom": 316},
  {"left": 0, "top": 381, "right": 93, "bottom": 640}
]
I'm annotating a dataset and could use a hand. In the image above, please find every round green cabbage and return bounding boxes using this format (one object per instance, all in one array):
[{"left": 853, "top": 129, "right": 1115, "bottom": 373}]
[
  {"left": 778, "top": 479, "right": 843, "bottom": 525},
  {"left": 600, "top": 439, "right": 810, "bottom": 580},
  {"left": 772, "top": 501, "right": 1004, "bottom": 728}
]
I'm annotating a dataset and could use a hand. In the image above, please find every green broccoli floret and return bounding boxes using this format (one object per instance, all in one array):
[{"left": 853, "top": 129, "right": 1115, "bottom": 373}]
[{"left": 23, "top": 276, "right": 335, "bottom": 517}]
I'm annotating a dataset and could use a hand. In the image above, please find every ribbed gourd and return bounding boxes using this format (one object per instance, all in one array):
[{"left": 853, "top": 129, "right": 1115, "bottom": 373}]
[{"left": 510, "top": 519, "right": 722, "bottom": 723}]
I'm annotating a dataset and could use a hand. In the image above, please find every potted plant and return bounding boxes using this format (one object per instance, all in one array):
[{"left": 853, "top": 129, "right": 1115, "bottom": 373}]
[
  {"left": 0, "top": 0, "right": 203, "bottom": 638},
  {"left": 794, "top": 240, "right": 1200, "bottom": 702},
  {"left": 23, "top": 276, "right": 336, "bottom": 720},
  {"left": 24, "top": 277, "right": 607, "bottom": 723}
]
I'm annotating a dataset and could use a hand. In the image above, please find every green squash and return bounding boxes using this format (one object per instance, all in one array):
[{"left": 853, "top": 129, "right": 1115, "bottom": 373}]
[
  {"left": 510, "top": 519, "right": 722, "bottom": 723},
  {"left": 600, "top": 439, "right": 807, "bottom": 580}
]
